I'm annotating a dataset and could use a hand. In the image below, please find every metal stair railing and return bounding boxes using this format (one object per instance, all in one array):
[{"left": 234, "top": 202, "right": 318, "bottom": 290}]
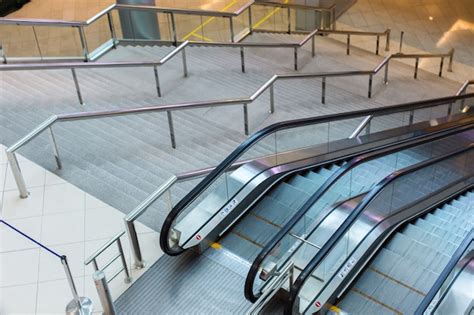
[{"left": 4, "top": 81, "right": 473, "bottom": 200}]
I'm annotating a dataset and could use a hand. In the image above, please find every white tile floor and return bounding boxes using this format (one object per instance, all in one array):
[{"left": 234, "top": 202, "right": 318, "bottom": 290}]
[{"left": 0, "top": 144, "right": 163, "bottom": 314}]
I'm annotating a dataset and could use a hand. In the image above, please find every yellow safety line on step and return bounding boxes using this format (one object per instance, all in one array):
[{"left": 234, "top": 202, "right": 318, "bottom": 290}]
[
  {"left": 181, "top": 0, "right": 238, "bottom": 41},
  {"left": 252, "top": 0, "right": 289, "bottom": 29},
  {"left": 328, "top": 305, "right": 342, "bottom": 314},
  {"left": 190, "top": 33, "right": 213, "bottom": 42},
  {"left": 211, "top": 242, "right": 222, "bottom": 249}
]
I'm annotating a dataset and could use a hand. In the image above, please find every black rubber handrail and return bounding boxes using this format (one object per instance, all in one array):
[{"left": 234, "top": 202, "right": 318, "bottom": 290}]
[
  {"left": 286, "top": 144, "right": 473, "bottom": 315},
  {"left": 244, "top": 123, "right": 474, "bottom": 301},
  {"left": 159, "top": 93, "right": 474, "bottom": 255},
  {"left": 415, "top": 228, "right": 474, "bottom": 315}
]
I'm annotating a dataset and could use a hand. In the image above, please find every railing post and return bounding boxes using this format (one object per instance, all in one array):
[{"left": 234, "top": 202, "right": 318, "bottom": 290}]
[
  {"left": 385, "top": 29, "right": 391, "bottom": 51},
  {"left": 167, "top": 111, "right": 176, "bottom": 148},
  {"left": 448, "top": 48, "right": 454, "bottom": 72},
  {"left": 287, "top": 7, "right": 291, "bottom": 34},
  {"left": 414, "top": 57, "right": 419, "bottom": 79},
  {"left": 331, "top": 7, "right": 336, "bottom": 30},
  {"left": 375, "top": 35, "right": 380, "bottom": 55},
  {"left": 124, "top": 219, "right": 145, "bottom": 269},
  {"left": 243, "top": 103, "right": 249, "bottom": 135},
  {"left": 269, "top": 84, "right": 275, "bottom": 113},
  {"left": 294, "top": 47, "right": 298, "bottom": 71},
  {"left": 399, "top": 31, "right": 404, "bottom": 53},
  {"left": 321, "top": 77, "right": 326, "bottom": 104},
  {"left": 346, "top": 34, "right": 350, "bottom": 55},
  {"left": 409, "top": 110, "right": 414, "bottom": 125},
  {"left": 116, "top": 238, "right": 132, "bottom": 283},
  {"left": 182, "top": 48, "right": 188, "bottom": 77},
  {"left": 0, "top": 41, "right": 6, "bottom": 64},
  {"left": 240, "top": 47, "right": 245, "bottom": 73},
  {"left": 78, "top": 26, "right": 90, "bottom": 61},
  {"left": 368, "top": 74, "right": 373, "bottom": 98},
  {"left": 365, "top": 119, "right": 371, "bottom": 135},
  {"left": 229, "top": 17, "right": 235, "bottom": 43},
  {"left": 153, "top": 66, "right": 162, "bottom": 97},
  {"left": 71, "top": 69, "right": 85, "bottom": 106},
  {"left": 48, "top": 126, "right": 62, "bottom": 169},
  {"left": 62, "top": 256, "right": 93, "bottom": 315},
  {"left": 248, "top": 6, "right": 253, "bottom": 33},
  {"left": 439, "top": 57, "right": 444, "bottom": 77},
  {"left": 6, "top": 151, "right": 29, "bottom": 198},
  {"left": 170, "top": 13, "right": 177, "bottom": 46},
  {"left": 384, "top": 61, "right": 389, "bottom": 85},
  {"left": 93, "top": 271, "right": 116, "bottom": 315},
  {"left": 107, "top": 11, "right": 118, "bottom": 48},
  {"left": 32, "top": 26, "right": 43, "bottom": 59},
  {"left": 311, "top": 35, "right": 315, "bottom": 58}
]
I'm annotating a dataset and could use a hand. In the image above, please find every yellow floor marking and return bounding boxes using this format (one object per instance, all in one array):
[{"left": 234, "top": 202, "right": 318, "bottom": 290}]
[
  {"left": 181, "top": 0, "right": 238, "bottom": 41},
  {"left": 190, "top": 33, "right": 213, "bottom": 42},
  {"left": 328, "top": 305, "right": 341, "bottom": 313},
  {"left": 211, "top": 242, "right": 222, "bottom": 249},
  {"left": 252, "top": 0, "right": 289, "bottom": 29}
]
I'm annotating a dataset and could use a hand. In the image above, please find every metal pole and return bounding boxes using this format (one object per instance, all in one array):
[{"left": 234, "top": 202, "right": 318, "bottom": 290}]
[
  {"left": 294, "top": 47, "right": 298, "bottom": 71},
  {"left": 167, "top": 111, "right": 176, "bottom": 148},
  {"left": 385, "top": 29, "right": 391, "bottom": 51},
  {"left": 240, "top": 47, "right": 245, "bottom": 73},
  {"left": 243, "top": 103, "right": 249, "bottom": 135},
  {"left": 170, "top": 13, "right": 177, "bottom": 45},
  {"left": 78, "top": 26, "right": 90, "bottom": 61},
  {"left": 311, "top": 35, "right": 315, "bottom": 57},
  {"left": 6, "top": 151, "right": 29, "bottom": 198},
  {"left": 182, "top": 48, "right": 188, "bottom": 77},
  {"left": 346, "top": 34, "right": 350, "bottom": 55},
  {"left": 248, "top": 6, "right": 253, "bottom": 33},
  {"left": 321, "top": 77, "right": 326, "bottom": 104},
  {"left": 439, "top": 57, "right": 444, "bottom": 77},
  {"left": 0, "top": 41, "right": 6, "bottom": 64},
  {"left": 384, "top": 62, "right": 389, "bottom": 85},
  {"left": 93, "top": 271, "right": 116, "bottom": 315},
  {"left": 368, "top": 74, "right": 373, "bottom": 98},
  {"left": 124, "top": 220, "right": 145, "bottom": 269},
  {"left": 116, "top": 238, "right": 132, "bottom": 283},
  {"left": 331, "top": 7, "right": 336, "bottom": 30},
  {"left": 399, "top": 31, "right": 404, "bottom": 53},
  {"left": 229, "top": 17, "right": 235, "bottom": 43},
  {"left": 153, "top": 66, "right": 162, "bottom": 97},
  {"left": 287, "top": 7, "right": 291, "bottom": 34},
  {"left": 48, "top": 126, "right": 62, "bottom": 169},
  {"left": 448, "top": 49, "right": 454, "bottom": 72},
  {"left": 32, "top": 26, "right": 43, "bottom": 59},
  {"left": 414, "top": 57, "right": 419, "bottom": 79},
  {"left": 375, "top": 35, "right": 380, "bottom": 55},
  {"left": 269, "top": 84, "right": 275, "bottom": 113},
  {"left": 107, "top": 12, "right": 117, "bottom": 48},
  {"left": 62, "top": 256, "right": 93, "bottom": 315},
  {"left": 409, "top": 110, "right": 414, "bottom": 125},
  {"left": 71, "top": 69, "right": 85, "bottom": 106}
]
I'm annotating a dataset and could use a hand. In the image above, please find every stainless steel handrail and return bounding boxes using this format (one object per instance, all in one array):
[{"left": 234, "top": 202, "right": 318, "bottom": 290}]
[
  {"left": 0, "top": 0, "right": 339, "bottom": 61},
  {"left": 0, "top": 41, "right": 189, "bottom": 104},
  {"left": 4, "top": 55, "right": 465, "bottom": 201},
  {"left": 84, "top": 231, "right": 132, "bottom": 284}
]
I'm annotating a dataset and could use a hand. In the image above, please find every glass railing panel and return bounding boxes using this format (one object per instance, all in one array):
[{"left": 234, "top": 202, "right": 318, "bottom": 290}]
[
  {"left": 116, "top": 8, "right": 166, "bottom": 42},
  {"left": 251, "top": 5, "right": 279, "bottom": 31},
  {"left": 84, "top": 14, "right": 113, "bottom": 54},
  {"left": 0, "top": 25, "right": 41, "bottom": 58},
  {"left": 328, "top": 116, "right": 367, "bottom": 142},
  {"left": 429, "top": 241, "right": 473, "bottom": 315},
  {"left": 35, "top": 25, "right": 83, "bottom": 58},
  {"left": 175, "top": 14, "right": 208, "bottom": 42},
  {"left": 233, "top": 7, "right": 250, "bottom": 40},
  {"left": 275, "top": 122, "right": 329, "bottom": 157},
  {"left": 202, "top": 16, "right": 232, "bottom": 42},
  {"left": 297, "top": 149, "right": 472, "bottom": 314}
]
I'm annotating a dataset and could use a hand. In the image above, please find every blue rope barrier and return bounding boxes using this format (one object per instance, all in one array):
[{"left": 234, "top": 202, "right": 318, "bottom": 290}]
[{"left": 0, "top": 219, "right": 63, "bottom": 259}]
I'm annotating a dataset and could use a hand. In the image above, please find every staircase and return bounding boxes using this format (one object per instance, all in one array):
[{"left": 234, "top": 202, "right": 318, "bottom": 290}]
[{"left": 0, "top": 30, "right": 464, "bottom": 232}]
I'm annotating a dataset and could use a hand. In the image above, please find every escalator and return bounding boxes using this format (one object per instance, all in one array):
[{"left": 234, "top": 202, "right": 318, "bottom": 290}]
[
  {"left": 116, "top": 94, "right": 474, "bottom": 314},
  {"left": 285, "top": 143, "right": 473, "bottom": 315},
  {"left": 337, "top": 193, "right": 473, "bottom": 314}
]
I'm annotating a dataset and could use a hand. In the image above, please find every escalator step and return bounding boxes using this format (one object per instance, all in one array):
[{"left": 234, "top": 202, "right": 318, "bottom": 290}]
[
  {"left": 252, "top": 196, "right": 296, "bottom": 227},
  {"left": 268, "top": 182, "right": 310, "bottom": 209}
]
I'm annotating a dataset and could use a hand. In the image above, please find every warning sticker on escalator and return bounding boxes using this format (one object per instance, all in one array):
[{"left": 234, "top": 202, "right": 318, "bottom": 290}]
[
  {"left": 337, "top": 257, "right": 357, "bottom": 280},
  {"left": 219, "top": 198, "right": 238, "bottom": 218}
]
